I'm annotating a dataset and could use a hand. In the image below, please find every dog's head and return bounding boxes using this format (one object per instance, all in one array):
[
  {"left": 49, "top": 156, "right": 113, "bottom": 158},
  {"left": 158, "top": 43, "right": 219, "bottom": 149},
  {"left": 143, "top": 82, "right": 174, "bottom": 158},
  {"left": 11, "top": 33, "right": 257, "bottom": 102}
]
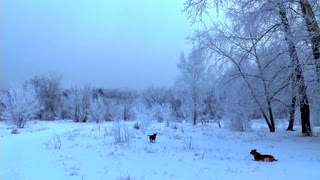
[
  {"left": 250, "top": 149, "right": 257, "bottom": 155},
  {"left": 153, "top": 133, "right": 157, "bottom": 136}
]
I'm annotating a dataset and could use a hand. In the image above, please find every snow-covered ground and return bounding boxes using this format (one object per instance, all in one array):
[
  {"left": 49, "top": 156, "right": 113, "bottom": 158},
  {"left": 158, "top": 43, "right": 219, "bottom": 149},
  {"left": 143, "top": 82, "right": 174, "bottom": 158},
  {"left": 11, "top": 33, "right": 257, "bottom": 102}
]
[{"left": 1, "top": 119, "right": 320, "bottom": 180}]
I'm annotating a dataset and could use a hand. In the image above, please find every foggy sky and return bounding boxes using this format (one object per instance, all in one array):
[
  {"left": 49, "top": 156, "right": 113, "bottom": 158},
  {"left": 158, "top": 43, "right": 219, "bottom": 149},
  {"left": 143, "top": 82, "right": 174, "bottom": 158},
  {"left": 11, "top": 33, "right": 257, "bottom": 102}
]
[{"left": 1, "top": 0, "right": 195, "bottom": 90}]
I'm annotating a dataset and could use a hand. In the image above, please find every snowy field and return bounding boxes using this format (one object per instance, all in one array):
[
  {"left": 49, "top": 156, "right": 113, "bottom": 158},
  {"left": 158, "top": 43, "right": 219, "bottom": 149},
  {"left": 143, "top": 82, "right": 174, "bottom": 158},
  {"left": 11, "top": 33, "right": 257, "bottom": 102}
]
[{"left": 1, "top": 119, "right": 320, "bottom": 180}]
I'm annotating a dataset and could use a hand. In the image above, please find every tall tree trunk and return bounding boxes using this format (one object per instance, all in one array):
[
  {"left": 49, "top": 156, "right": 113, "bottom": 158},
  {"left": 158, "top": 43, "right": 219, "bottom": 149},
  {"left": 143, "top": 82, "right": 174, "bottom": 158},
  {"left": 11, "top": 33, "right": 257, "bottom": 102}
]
[
  {"left": 74, "top": 104, "right": 80, "bottom": 122},
  {"left": 193, "top": 92, "right": 197, "bottom": 125},
  {"left": 300, "top": 0, "right": 320, "bottom": 62},
  {"left": 267, "top": 104, "right": 276, "bottom": 132},
  {"left": 278, "top": 1, "right": 312, "bottom": 136},
  {"left": 300, "top": 0, "right": 320, "bottom": 126},
  {"left": 287, "top": 95, "right": 296, "bottom": 131},
  {"left": 253, "top": 44, "right": 276, "bottom": 132},
  {"left": 193, "top": 109, "right": 197, "bottom": 125}
]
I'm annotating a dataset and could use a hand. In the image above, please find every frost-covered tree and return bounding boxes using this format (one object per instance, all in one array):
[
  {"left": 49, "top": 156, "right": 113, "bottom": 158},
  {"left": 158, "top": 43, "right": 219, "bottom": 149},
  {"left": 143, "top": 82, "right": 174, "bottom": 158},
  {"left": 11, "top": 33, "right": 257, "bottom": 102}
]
[
  {"left": 30, "top": 73, "right": 63, "bottom": 120},
  {"left": 298, "top": 0, "right": 320, "bottom": 128},
  {"left": 89, "top": 96, "right": 107, "bottom": 123},
  {"left": 1, "top": 83, "right": 43, "bottom": 128},
  {"left": 103, "top": 89, "right": 137, "bottom": 121},
  {"left": 299, "top": 0, "right": 320, "bottom": 83},
  {"left": 170, "top": 94, "right": 185, "bottom": 122},
  {"left": 276, "top": 0, "right": 312, "bottom": 136},
  {"left": 69, "top": 86, "right": 92, "bottom": 122},
  {"left": 176, "top": 47, "right": 208, "bottom": 125},
  {"left": 140, "top": 86, "right": 176, "bottom": 124},
  {"left": 219, "top": 78, "right": 253, "bottom": 131},
  {"left": 199, "top": 66, "right": 220, "bottom": 125},
  {"left": 60, "top": 90, "right": 72, "bottom": 119},
  {"left": 141, "top": 86, "right": 172, "bottom": 109},
  {"left": 0, "top": 91, "right": 5, "bottom": 121},
  {"left": 202, "top": 88, "right": 220, "bottom": 125},
  {"left": 191, "top": 17, "right": 292, "bottom": 132}
]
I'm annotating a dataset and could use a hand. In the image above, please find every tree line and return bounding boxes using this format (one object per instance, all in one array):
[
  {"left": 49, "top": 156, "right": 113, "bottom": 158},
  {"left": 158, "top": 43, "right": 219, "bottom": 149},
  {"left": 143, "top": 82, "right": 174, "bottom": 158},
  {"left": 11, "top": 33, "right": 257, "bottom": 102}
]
[{"left": 0, "top": 71, "right": 218, "bottom": 128}]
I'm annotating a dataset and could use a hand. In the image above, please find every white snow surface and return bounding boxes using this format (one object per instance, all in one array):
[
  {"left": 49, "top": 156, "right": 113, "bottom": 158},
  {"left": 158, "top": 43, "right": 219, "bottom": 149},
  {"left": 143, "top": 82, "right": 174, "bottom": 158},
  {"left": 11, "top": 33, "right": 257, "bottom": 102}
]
[{"left": 1, "top": 119, "right": 320, "bottom": 180}]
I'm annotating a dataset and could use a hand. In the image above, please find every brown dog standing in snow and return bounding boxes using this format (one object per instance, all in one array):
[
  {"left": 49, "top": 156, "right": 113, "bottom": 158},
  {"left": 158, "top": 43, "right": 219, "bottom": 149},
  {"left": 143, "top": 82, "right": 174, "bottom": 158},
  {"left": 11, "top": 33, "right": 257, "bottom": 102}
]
[{"left": 250, "top": 149, "right": 278, "bottom": 162}]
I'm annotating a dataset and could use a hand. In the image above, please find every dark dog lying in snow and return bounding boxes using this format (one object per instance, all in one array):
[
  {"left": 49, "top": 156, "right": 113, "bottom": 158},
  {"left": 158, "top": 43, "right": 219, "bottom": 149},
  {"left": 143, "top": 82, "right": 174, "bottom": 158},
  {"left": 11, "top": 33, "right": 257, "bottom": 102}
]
[
  {"left": 250, "top": 149, "right": 278, "bottom": 162},
  {"left": 148, "top": 133, "right": 157, "bottom": 143}
]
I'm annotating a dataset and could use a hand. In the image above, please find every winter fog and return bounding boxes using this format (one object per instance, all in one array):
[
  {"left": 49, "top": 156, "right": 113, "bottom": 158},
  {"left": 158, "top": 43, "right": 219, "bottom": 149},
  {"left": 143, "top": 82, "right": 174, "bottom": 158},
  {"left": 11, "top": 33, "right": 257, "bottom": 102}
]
[{"left": 1, "top": 0, "right": 320, "bottom": 180}]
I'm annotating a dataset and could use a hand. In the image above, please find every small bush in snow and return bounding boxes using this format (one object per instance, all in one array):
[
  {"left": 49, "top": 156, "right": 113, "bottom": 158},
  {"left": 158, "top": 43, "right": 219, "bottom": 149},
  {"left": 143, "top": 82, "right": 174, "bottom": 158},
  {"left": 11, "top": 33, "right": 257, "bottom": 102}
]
[
  {"left": 133, "top": 122, "right": 140, "bottom": 129},
  {"left": 152, "top": 105, "right": 171, "bottom": 123},
  {"left": 171, "top": 123, "right": 178, "bottom": 129},
  {"left": 1, "top": 83, "right": 43, "bottom": 128},
  {"left": 11, "top": 128, "right": 19, "bottom": 134},
  {"left": 45, "top": 131, "right": 62, "bottom": 149},
  {"left": 221, "top": 80, "right": 253, "bottom": 131},
  {"left": 113, "top": 121, "right": 131, "bottom": 144},
  {"left": 66, "top": 165, "right": 79, "bottom": 176},
  {"left": 183, "top": 136, "right": 193, "bottom": 150},
  {"left": 224, "top": 116, "right": 251, "bottom": 131},
  {"left": 117, "top": 175, "right": 131, "bottom": 180},
  {"left": 133, "top": 105, "right": 151, "bottom": 130},
  {"left": 165, "top": 119, "right": 170, "bottom": 127},
  {"left": 154, "top": 110, "right": 164, "bottom": 122},
  {"left": 62, "top": 161, "right": 80, "bottom": 176}
]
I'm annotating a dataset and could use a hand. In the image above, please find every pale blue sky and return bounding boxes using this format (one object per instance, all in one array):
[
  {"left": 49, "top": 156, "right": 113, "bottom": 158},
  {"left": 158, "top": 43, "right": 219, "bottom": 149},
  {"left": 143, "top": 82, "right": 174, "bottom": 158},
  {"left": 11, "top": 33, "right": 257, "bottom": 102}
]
[{"left": 1, "top": 0, "right": 197, "bottom": 90}]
